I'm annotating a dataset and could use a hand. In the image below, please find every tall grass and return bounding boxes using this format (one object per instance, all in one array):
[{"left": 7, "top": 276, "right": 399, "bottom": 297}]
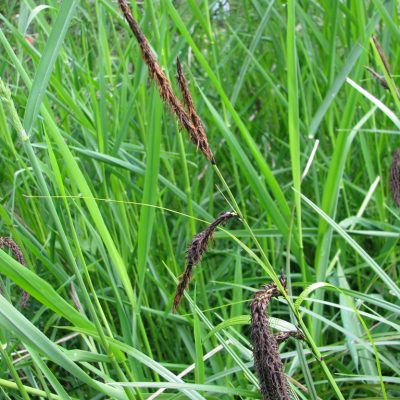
[{"left": 0, "top": 1, "right": 399, "bottom": 399}]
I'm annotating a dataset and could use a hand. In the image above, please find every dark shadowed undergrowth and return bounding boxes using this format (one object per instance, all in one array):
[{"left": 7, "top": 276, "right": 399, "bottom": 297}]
[{"left": 0, "top": 1, "right": 399, "bottom": 399}]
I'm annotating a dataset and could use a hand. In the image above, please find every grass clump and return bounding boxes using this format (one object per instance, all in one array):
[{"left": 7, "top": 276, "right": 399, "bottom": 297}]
[{"left": 0, "top": 1, "right": 399, "bottom": 399}]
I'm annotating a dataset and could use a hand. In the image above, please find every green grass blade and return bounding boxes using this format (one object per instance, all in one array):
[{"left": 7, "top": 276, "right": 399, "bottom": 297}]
[
  {"left": 300, "top": 192, "right": 400, "bottom": 298},
  {"left": 22, "top": 0, "right": 79, "bottom": 135},
  {"left": 0, "top": 295, "right": 126, "bottom": 400}
]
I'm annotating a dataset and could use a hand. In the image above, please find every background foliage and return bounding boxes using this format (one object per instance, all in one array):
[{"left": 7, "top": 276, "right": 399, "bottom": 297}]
[{"left": 0, "top": 0, "right": 399, "bottom": 399}]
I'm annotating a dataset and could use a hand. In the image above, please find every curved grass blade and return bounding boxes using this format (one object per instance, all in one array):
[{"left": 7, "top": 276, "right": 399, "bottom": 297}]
[
  {"left": 0, "top": 247, "right": 93, "bottom": 331},
  {"left": 299, "top": 192, "right": 400, "bottom": 298},
  {"left": 22, "top": 0, "right": 79, "bottom": 135},
  {"left": 0, "top": 295, "right": 126, "bottom": 400}
]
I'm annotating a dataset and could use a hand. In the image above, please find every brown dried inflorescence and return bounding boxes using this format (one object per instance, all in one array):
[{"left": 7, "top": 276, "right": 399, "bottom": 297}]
[
  {"left": 251, "top": 276, "right": 303, "bottom": 400},
  {"left": 118, "top": 0, "right": 214, "bottom": 163},
  {"left": 390, "top": 149, "right": 400, "bottom": 207},
  {"left": 366, "top": 67, "right": 390, "bottom": 90},
  {"left": 173, "top": 211, "right": 237, "bottom": 312},
  {"left": 176, "top": 58, "right": 213, "bottom": 161},
  {"left": 367, "top": 36, "right": 400, "bottom": 96},
  {"left": 372, "top": 36, "right": 391, "bottom": 77},
  {"left": 0, "top": 237, "right": 29, "bottom": 307}
]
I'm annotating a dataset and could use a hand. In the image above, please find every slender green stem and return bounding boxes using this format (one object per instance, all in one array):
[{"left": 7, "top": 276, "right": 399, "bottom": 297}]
[
  {"left": 213, "top": 163, "right": 345, "bottom": 399},
  {"left": 0, "top": 346, "right": 30, "bottom": 400},
  {"left": 0, "top": 377, "right": 66, "bottom": 400}
]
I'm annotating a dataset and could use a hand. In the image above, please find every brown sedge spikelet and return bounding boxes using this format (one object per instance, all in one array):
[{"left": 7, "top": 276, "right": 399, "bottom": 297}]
[
  {"left": 372, "top": 36, "right": 392, "bottom": 77},
  {"left": 250, "top": 275, "right": 303, "bottom": 400},
  {"left": 365, "top": 65, "right": 399, "bottom": 96},
  {"left": 118, "top": 0, "right": 214, "bottom": 163},
  {"left": 172, "top": 211, "right": 237, "bottom": 312},
  {"left": 390, "top": 149, "right": 400, "bottom": 207},
  {"left": 251, "top": 279, "right": 290, "bottom": 400},
  {"left": 365, "top": 67, "right": 390, "bottom": 90},
  {"left": 0, "top": 237, "right": 29, "bottom": 307},
  {"left": 176, "top": 58, "right": 214, "bottom": 163},
  {"left": 367, "top": 36, "right": 400, "bottom": 96}
]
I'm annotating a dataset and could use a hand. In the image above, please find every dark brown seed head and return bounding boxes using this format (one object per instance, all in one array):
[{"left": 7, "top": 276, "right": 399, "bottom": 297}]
[
  {"left": 390, "top": 149, "right": 400, "bottom": 207},
  {"left": 118, "top": 0, "right": 214, "bottom": 163},
  {"left": 176, "top": 58, "right": 214, "bottom": 163},
  {"left": 172, "top": 211, "right": 237, "bottom": 312},
  {"left": 250, "top": 280, "right": 291, "bottom": 400},
  {"left": 0, "top": 237, "right": 30, "bottom": 307},
  {"left": 0, "top": 237, "right": 25, "bottom": 265}
]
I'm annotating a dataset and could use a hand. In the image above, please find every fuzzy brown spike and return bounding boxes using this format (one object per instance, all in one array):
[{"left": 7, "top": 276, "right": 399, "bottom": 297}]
[
  {"left": 172, "top": 211, "right": 237, "bottom": 312},
  {"left": 390, "top": 149, "right": 400, "bottom": 207},
  {"left": 176, "top": 58, "right": 214, "bottom": 163},
  {"left": 118, "top": 0, "right": 214, "bottom": 163},
  {"left": 250, "top": 276, "right": 303, "bottom": 400},
  {"left": 251, "top": 281, "right": 289, "bottom": 400},
  {"left": 0, "top": 237, "right": 29, "bottom": 307}
]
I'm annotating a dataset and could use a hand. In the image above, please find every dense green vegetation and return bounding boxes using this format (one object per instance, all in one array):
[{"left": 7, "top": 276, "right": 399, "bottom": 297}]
[{"left": 0, "top": 1, "right": 399, "bottom": 398}]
